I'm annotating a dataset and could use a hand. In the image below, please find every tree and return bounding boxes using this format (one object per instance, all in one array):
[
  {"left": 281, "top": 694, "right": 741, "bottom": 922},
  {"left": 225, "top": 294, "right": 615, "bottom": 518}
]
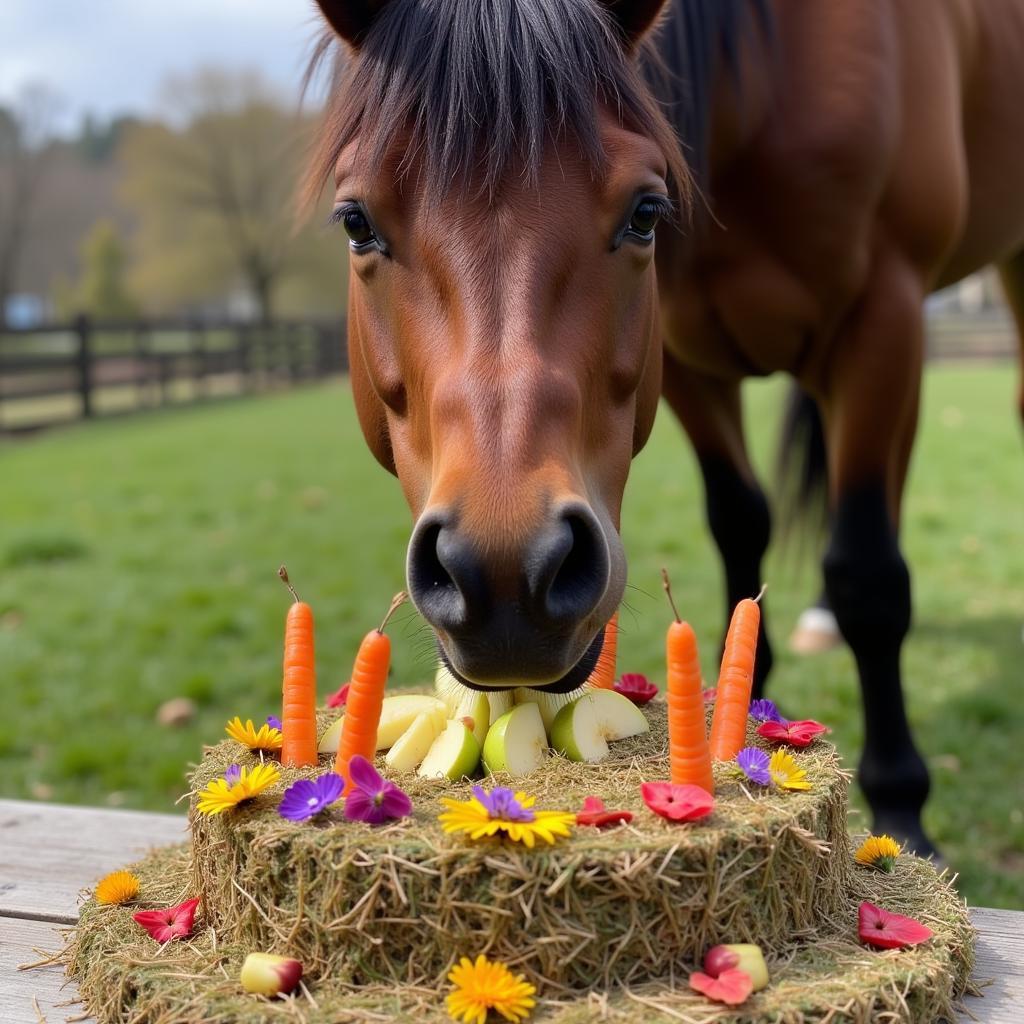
[
  {"left": 0, "top": 84, "right": 61, "bottom": 325},
  {"left": 54, "top": 219, "right": 138, "bottom": 319},
  {"left": 119, "top": 70, "right": 342, "bottom": 321}
]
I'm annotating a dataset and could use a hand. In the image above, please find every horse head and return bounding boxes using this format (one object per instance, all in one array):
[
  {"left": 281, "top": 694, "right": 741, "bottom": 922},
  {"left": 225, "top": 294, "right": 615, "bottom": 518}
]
[{"left": 309, "top": 0, "right": 687, "bottom": 692}]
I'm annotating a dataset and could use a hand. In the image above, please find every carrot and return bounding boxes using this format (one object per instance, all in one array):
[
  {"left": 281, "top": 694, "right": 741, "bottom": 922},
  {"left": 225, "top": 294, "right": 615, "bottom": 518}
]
[
  {"left": 278, "top": 566, "right": 318, "bottom": 768},
  {"left": 708, "top": 585, "right": 765, "bottom": 762},
  {"left": 661, "top": 570, "right": 714, "bottom": 793},
  {"left": 334, "top": 591, "right": 406, "bottom": 792},
  {"left": 586, "top": 612, "right": 619, "bottom": 689}
]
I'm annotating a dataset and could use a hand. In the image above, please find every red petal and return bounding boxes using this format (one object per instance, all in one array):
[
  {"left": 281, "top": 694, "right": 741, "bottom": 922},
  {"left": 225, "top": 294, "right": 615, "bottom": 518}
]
[
  {"left": 326, "top": 683, "right": 351, "bottom": 708},
  {"left": 702, "top": 688, "right": 717, "bottom": 703},
  {"left": 133, "top": 898, "right": 200, "bottom": 943},
  {"left": 757, "top": 719, "right": 829, "bottom": 747},
  {"left": 689, "top": 968, "right": 753, "bottom": 1005},
  {"left": 614, "top": 673, "right": 658, "bottom": 706},
  {"left": 577, "top": 796, "right": 633, "bottom": 827},
  {"left": 641, "top": 782, "right": 714, "bottom": 822},
  {"left": 858, "top": 901, "right": 934, "bottom": 949}
]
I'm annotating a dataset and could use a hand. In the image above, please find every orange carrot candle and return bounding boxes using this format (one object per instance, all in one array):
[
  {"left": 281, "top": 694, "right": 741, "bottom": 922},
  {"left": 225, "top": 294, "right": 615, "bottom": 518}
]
[
  {"left": 334, "top": 591, "right": 406, "bottom": 792},
  {"left": 708, "top": 585, "right": 765, "bottom": 762},
  {"left": 278, "top": 566, "right": 319, "bottom": 767},
  {"left": 662, "top": 570, "right": 714, "bottom": 794},
  {"left": 586, "top": 612, "right": 619, "bottom": 689}
]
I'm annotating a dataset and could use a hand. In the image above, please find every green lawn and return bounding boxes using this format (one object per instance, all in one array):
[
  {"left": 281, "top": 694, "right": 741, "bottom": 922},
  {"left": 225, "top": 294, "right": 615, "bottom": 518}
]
[{"left": 2, "top": 366, "right": 1022, "bottom": 909}]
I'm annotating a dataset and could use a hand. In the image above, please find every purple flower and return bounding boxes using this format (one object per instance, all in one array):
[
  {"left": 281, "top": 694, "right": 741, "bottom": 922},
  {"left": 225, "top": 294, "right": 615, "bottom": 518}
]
[
  {"left": 343, "top": 756, "right": 412, "bottom": 825},
  {"left": 278, "top": 773, "right": 345, "bottom": 822},
  {"left": 737, "top": 747, "right": 771, "bottom": 786},
  {"left": 472, "top": 786, "right": 535, "bottom": 822},
  {"left": 224, "top": 764, "right": 242, "bottom": 786},
  {"left": 266, "top": 715, "right": 282, "bottom": 731},
  {"left": 749, "top": 699, "right": 786, "bottom": 724}
]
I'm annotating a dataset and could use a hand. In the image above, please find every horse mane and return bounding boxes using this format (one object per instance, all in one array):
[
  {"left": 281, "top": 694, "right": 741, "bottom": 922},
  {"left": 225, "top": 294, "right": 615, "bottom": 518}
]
[
  {"left": 302, "top": 0, "right": 691, "bottom": 209},
  {"left": 644, "top": 0, "right": 771, "bottom": 186}
]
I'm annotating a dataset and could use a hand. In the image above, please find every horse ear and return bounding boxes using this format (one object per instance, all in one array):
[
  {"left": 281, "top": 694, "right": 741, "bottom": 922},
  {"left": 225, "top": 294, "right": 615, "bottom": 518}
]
[
  {"left": 313, "top": 0, "right": 392, "bottom": 46},
  {"left": 602, "top": 0, "right": 671, "bottom": 45}
]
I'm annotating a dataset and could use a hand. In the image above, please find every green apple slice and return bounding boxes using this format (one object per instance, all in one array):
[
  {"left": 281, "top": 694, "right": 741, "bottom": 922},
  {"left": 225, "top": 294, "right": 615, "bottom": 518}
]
[
  {"left": 512, "top": 686, "right": 585, "bottom": 733},
  {"left": 318, "top": 715, "right": 344, "bottom": 755},
  {"left": 418, "top": 719, "right": 482, "bottom": 781},
  {"left": 550, "top": 690, "right": 650, "bottom": 763},
  {"left": 482, "top": 702, "right": 548, "bottom": 776},
  {"left": 376, "top": 694, "right": 448, "bottom": 750},
  {"left": 385, "top": 710, "right": 445, "bottom": 773}
]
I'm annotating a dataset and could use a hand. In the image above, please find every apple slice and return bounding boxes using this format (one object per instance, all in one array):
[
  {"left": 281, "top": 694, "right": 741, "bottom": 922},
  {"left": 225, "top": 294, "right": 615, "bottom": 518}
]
[
  {"left": 318, "top": 715, "right": 344, "bottom": 755},
  {"left": 513, "top": 687, "right": 584, "bottom": 733},
  {"left": 385, "top": 711, "right": 445, "bottom": 773},
  {"left": 550, "top": 690, "right": 650, "bottom": 763},
  {"left": 418, "top": 719, "right": 482, "bottom": 781},
  {"left": 482, "top": 702, "right": 548, "bottom": 776},
  {"left": 450, "top": 688, "right": 491, "bottom": 746},
  {"left": 376, "top": 694, "right": 448, "bottom": 750}
]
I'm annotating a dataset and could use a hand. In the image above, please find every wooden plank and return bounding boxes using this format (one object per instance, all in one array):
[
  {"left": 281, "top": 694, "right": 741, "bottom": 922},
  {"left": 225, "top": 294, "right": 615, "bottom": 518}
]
[
  {"left": 961, "top": 907, "right": 1024, "bottom": 1024},
  {"left": 0, "top": 800, "right": 185, "bottom": 923},
  {"left": 0, "top": 917, "right": 91, "bottom": 1024}
]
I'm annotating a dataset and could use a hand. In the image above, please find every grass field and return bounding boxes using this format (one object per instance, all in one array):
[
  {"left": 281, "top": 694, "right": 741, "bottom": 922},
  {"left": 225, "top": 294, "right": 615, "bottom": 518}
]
[{"left": 2, "top": 366, "right": 1022, "bottom": 909}]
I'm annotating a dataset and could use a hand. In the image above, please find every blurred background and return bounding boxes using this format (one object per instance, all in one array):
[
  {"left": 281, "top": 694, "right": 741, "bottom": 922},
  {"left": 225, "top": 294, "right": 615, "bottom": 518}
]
[{"left": 1, "top": 3, "right": 1021, "bottom": 909}]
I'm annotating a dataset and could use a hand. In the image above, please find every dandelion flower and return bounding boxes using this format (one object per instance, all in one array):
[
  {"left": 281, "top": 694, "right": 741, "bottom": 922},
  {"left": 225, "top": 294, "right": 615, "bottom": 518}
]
[
  {"left": 439, "top": 786, "right": 574, "bottom": 847},
  {"left": 768, "top": 749, "right": 811, "bottom": 791},
  {"left": 225, "top": 716, "right": 283, "bottom": 751},
  {"left": 95, "top": 870, "right": 140, "bottom": 905},
  {"left": 446, "top": 954, "right": 536, "bottom": 1024},
  {"left": 855, "top": 834, "right": 902, "bottom": 872},
  {"left": 196, "top": 762, "right": 281, "bottom": 815}
]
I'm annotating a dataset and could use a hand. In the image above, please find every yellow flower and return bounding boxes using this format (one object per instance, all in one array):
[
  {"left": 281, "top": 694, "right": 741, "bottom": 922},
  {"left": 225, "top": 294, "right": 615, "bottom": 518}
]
[
  {"left": 446, "top": 954, "right": 536, "bottom": 1024},
  {"left": 439, "top": 788, "right": 574, "bottom": 848},
  {"left": 768, "top": 749, "right": 811, "bottom": 791},
  {"left": 855, "top": 834, "right": 902, "bottom": 872},
  {"left": 225, "top": 716, "right": 283, "bottom": 751},
  {"left": 196, "top": 762, "right": 281, "bottom": 816},
  {"left": 95, "top": 870, "right": 140, "bottom": 905}
]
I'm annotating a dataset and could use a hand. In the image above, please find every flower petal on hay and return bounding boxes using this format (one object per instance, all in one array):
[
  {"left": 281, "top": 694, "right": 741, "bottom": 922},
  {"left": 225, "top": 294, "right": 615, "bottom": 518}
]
[
  {"left": 641, "top": 781, "right": 714, "bottom": 822},
  {"left": 326, "top": 683, "right": 350, "bottom": 708},
  {"left": 689, "top": 967, "right": 753, "bottom": 1005},
  {"left": 858, "top": 901, "right": 934, "bottom": 949},
  {"left": 757, "top": 719, "right": 829, "bottom": 747},
  {"left": 576, "top": 796, "right": 633, "bottom": 828},
  {"left": 347, "top": 754, "right": 384, "bottom": 795},
  {"left": 377, "top": 781, "right": 413, "bottom": 820},
  {"left": 133, "top": 897, "right": 200, "bottom": 943},
  {"left": 614, "top": 673, "right": 658, "bottom": 706}
]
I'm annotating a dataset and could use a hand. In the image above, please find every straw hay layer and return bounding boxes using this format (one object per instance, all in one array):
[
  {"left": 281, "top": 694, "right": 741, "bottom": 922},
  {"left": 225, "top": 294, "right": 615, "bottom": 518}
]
[
  {"left": 188, "top": 703, "right": 853, "bottom": 991},
  {"left": 65, "top": 838, "right": 975, "bottom": 1024}
]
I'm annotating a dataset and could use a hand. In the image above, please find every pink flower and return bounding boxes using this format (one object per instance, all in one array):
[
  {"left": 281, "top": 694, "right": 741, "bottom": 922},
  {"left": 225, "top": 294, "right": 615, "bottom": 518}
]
[
  {"left": 640, "top": 782, "right": 714, "bottom": 823},
  {"left": 576, "top": 796, "right": 634, "bottom": 828},
  {"left": 858, "top": 901, "right": 934, "bottom": 949},
  {"left": 132, "top": 897, "right": 201, "bottom": 943},
  {"left": 344, "top": 755, "right": 412, "bottom": 824},
  {"left": 326, "top": 683, "right": 350, "bottom": 708},
  {"left": 689, "top": 967, "right": 752, "bottom": 1005},
  {"left": 613, "top": 673, "right": 658, "bottom": 706},
  {"left": 756, "top": 719, "right": 829, "bottom": 747}
]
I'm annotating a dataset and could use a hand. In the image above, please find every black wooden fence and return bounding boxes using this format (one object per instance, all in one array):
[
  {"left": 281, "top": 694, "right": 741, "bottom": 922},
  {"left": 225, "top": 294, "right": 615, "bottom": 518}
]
[{"left": 0, "top": 317, "right": 347, "bottom": 433}]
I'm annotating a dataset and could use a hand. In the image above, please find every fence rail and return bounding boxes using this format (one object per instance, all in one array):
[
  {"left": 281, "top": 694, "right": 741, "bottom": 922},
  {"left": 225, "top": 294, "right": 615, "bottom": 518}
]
[{"left": 0, "top": 317, "right": 347, "bottom": 433}]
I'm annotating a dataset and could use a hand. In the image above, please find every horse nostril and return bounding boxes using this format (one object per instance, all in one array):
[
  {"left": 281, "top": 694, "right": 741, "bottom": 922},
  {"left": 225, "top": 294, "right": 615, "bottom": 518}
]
[
  {"left": 407, "top": 513, "right": 485, "bottom": 634},
  {"left": 534, "top": 506, "right": 609, "bottom": 625}
]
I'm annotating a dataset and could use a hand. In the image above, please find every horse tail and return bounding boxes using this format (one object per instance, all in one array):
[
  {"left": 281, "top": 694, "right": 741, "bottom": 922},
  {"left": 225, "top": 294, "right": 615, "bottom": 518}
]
[{"left": 775, "top": 384, "right": 829, "bottom": 538}]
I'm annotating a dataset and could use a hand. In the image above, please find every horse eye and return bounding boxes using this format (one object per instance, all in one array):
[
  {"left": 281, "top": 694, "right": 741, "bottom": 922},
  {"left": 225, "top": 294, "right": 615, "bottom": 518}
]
[
  {"left": 341, "top": 207, "right": 376, "bottom": 248},
  {"left": 628, "top": 200, "right": 662, "bottom": 239}
]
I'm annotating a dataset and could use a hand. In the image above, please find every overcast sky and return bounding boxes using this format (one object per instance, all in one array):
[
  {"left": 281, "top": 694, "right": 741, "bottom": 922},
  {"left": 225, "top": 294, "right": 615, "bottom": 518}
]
[{"left": 0, "top": 1, "right": 325, "bottom": 130}]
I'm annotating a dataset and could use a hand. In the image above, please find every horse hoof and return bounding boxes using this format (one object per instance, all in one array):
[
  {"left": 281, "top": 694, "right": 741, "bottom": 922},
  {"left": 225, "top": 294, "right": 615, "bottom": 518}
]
[{"left": 788, "top": 607, "right": 842, "bottom": 655}]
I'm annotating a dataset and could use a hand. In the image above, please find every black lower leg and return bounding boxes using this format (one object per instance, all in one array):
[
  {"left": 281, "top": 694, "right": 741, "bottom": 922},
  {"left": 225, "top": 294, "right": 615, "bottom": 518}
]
[
  {"left": 701, "top": 455, "right": 774, "bottom": 697},
  {"left": 823, "top": 482, "right": 934, "bottom": 855}
]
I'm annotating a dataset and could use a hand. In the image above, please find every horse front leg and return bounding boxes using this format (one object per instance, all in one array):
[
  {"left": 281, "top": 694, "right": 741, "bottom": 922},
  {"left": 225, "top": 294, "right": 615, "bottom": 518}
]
[
  {"left": 662, "top": 358, "right": 774, "bottom": 697},
  {"left": 819, "top": 253, "right": 934, "bottom": 856}
]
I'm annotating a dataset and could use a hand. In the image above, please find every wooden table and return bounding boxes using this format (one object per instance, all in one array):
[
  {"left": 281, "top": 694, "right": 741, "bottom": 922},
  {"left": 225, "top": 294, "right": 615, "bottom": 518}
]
[{"left": 0, "top": 798, "right": 1020, "bottom": 1023}]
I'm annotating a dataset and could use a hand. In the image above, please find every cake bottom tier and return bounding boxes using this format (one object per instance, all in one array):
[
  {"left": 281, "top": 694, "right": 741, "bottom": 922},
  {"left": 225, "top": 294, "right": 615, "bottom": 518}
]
[{"left": 66, "top": 842, "right": 974, "bottom": 1024}]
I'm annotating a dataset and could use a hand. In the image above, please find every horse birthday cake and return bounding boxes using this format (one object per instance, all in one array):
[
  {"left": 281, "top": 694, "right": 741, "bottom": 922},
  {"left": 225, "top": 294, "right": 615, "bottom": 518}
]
[{"left": 65, "top": 575, "right": 975, "bottom": 1024}]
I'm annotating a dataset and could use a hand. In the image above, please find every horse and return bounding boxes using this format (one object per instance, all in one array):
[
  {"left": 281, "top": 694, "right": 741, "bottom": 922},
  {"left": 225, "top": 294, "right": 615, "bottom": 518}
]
[{"left": 306, "top": 0, "right": 1024, "bottom": 856}]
